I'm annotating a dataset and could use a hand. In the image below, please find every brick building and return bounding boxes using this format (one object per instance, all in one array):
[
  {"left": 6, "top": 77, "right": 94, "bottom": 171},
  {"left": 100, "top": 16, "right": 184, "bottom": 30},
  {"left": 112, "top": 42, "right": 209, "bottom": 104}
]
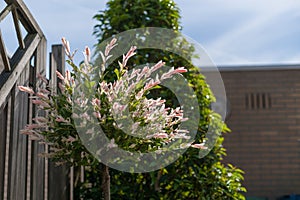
[{"left": 219, "top": 65, "right": 300, "bottom": 199}]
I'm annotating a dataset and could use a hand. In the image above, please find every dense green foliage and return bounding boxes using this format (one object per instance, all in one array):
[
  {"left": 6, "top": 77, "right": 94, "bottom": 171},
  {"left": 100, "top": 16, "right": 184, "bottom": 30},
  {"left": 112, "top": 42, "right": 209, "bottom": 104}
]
[{"left": 75, "top": 0, "right": 246, "bottom": 199}]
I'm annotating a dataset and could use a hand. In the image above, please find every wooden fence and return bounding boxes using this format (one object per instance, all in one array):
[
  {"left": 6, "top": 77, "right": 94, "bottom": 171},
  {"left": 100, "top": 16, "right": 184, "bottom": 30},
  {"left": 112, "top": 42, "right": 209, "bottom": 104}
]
[{"left": 0, "top": 0, "right": 69, "bottom": 199}]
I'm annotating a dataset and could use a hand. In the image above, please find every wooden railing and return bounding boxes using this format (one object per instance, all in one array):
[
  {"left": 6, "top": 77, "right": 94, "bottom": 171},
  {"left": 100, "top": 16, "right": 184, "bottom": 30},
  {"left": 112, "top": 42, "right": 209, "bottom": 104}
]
[{"left": 0, "top": 0, "right": 69, "bottom": 199}]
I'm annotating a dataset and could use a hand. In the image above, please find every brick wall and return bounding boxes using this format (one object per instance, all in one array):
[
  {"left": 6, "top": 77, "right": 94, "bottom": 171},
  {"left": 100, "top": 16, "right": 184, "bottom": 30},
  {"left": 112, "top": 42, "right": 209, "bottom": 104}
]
[{"left": 219, "top": 67, "right": 300, "bottom": 200}]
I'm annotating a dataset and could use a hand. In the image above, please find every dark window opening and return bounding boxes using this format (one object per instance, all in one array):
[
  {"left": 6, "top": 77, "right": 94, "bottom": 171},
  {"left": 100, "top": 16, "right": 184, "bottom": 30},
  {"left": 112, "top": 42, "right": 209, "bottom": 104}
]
[{"left": 246, "top": 93, "right": 271, "bottom": 110}]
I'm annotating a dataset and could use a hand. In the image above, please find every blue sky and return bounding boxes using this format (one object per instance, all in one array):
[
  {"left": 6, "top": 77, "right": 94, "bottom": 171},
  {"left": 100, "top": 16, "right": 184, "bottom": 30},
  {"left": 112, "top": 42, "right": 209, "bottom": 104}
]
[{"left": 12, "top": 0, "right": 300, "bottom": 66}]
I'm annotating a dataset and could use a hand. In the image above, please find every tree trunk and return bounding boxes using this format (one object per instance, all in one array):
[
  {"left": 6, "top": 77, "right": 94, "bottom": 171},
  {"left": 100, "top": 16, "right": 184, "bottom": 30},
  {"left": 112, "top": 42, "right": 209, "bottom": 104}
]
[{"left": 101, "top": 164, "right": 110, "bottom": 200}]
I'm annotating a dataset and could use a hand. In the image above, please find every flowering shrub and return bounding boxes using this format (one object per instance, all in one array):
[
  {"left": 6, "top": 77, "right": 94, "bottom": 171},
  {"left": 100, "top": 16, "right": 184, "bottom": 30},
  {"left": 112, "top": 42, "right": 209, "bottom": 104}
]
[
  {"left": 91, "top": 0, "right": 246, "bottom": 199},
  {"left": 19, "top": 38, "right": 206, "bottom": 167}
]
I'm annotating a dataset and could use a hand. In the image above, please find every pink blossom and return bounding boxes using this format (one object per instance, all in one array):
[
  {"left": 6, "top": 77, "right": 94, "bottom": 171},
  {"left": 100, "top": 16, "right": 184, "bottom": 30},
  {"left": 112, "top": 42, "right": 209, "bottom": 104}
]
[
  {"left": 151, "top": 60, "right": 165, "bottom": 72},
  {"left": 144, "top": 79, "right": 160, "bottom": 91},
  {"left": 36, "top": 92, "right": 48, "bottom": 99},
  {"left": 105, "top": 38, "right": 118, "bottom": 56},
  {"left": 172, "top": 134, "right": 190, "bottom": 140},
  {"left": 33, "top": 117, "right": 47, "bottom": 123},
  {"left": 122, "top": 46, "right": 137, "bottom": 67},
  {"left": 81, "top": 112, "right": 90, "bottom": 120},
  {"left": 39, "top": 89, "right": 50, "bottom": 94},
  {"left": 66, "top": 136, "right": 76, "bottom": 142},
  {"left": 20, "top": 129, "right": 34, "bottom": 135},
  {"left": 174, "top": 67, "right": 187, "bottom": 73},
  {"left": 109, "top": 38, "right": 117, "bottom": 47},
  {"left": 25, "top": 123, "right": 43, "bottom": 130},
  {"left": 37, "top": 73, "right": 48, "bottom": 84},
  {"left": 107, "top": 139, "right": 117, "bottom": 148},
  {"left": 58, "top": 82, "right": 65, "bottom": 93},
  {"left": 93, "top": 112, "right": 101, "bottom": 119},
  {"left": 18, "top": 86, "right": 35, "bottom": 94},
  {"left": 92, "top": 98, "right": 101, "bottom": 107},
  {"left": 72, "top": 113, "right": 79, "bottom": 119},
  {"left": 32, "top": 100, "right": 50, "bottom": 108},
  {"left": 65, "top": 70, "right": 71, "bottom": 82},
  {"left": 71, "top": 79, "right": 76, "bottom": 88},
  {"left": 56, "top": 70, "right": 65, "bottom": 80},
  {"left": 191, "top": 143, "right": 207, "bottom": 150},
  {"left": 55, "top": 116, "right": 68, "bottom": 123},
  {"left": 86, "top": 128, "right": 95, "bottom": 134},
  {"left": 84, "top": 46, "right": 91, "bottom": 63},
  {"left": 61, "top": 37, "right": 70, "bottom": 56},
  {"left": 161, "top": 67, "right": 187, "bottom": 80},
  {"left": 153, "top": 133, "right": 168, "bottom": 139}
]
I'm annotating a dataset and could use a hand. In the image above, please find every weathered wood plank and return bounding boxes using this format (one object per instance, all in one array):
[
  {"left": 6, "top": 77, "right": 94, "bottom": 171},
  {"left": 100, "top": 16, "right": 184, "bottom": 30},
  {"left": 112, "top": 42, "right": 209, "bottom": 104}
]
[
  {"left": 0, "top": 33, "right": 40, "bottom": 107},
  {"left": 12, "top": 5, "right": 25, "bottom": 49},
  {"left": 6, "top": 86, "right": 15, "bottom": 200},
  {"left": 35, "top": 37, "right": 47, "bottom": 82},
  {"left": 0, "top": 4, "right": 12, "bottom": 22},
  {"left": 31, "top": 141, "right": 45, "bottom": 200},
  {"left": 3, "top": 96, "right": 12, "bottom": 200},
  {"left": 0, "top": 49, "right": 5, "bottom": 74},
  {"left": 33, "top": 36, "right": 47, "bottom": 200},
  {"left": 48, "top": 44, "right": 69, "bottom": 200},
  {"left": 48, "top": 163, "right": 70, "bottom": 200},
  {"left": 50, "top": 44, "right": 65, "bottom": 90},
  {"left": 5, "top": 0, "right": 44, "bottom": 36},
  {"left": 0, "top": 30, "right": 11, "bottom": 72},
  {"left": 0, "top": 102, "right": 8, "bottom": 200},
  {"left": 8, "top": 65, "right": 29, "bottom": 200},
  {"left": 26, "top": 53, "right": 37, "bottom": 199}
]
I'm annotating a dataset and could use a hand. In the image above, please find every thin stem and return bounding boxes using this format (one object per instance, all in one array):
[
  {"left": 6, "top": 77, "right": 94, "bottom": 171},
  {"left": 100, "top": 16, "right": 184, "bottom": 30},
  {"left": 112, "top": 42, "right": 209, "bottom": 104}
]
[{"left": 101, "top": 164, "right": 110, "bottom": 200}]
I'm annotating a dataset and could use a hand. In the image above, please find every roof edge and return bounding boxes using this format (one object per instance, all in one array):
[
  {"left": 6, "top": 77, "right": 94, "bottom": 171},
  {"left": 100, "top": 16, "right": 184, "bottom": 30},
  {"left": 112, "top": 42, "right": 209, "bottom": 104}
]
[{"left": 217, "top": 63, "right": 300, "bottom": 71}]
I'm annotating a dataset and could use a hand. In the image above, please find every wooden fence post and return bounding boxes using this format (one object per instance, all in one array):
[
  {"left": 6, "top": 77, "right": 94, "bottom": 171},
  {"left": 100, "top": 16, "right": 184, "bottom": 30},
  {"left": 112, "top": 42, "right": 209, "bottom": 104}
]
[{"left": 48, "top": 44, "right": 70, "bottom": 200}]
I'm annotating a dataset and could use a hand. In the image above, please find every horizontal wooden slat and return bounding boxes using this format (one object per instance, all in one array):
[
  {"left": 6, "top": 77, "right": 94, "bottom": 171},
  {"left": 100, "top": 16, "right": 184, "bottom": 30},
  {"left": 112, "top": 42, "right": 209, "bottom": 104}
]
[{"left": 0, "top": 33, "right": 41, "bottom": 107}]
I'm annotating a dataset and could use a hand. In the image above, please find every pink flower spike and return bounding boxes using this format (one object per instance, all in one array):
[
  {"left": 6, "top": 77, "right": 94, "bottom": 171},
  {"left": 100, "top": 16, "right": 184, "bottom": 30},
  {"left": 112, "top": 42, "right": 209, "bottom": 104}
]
[
  {"left": 20, "top": 129, "right": 34, "bottom": 135},
  {"left": 61, "top": 37, "right": 70, "bottom": 55},
  {"left": 110, "top": 38, "right": 117, "bottom": 46},
  {"left": 39, "top": 89, "right": 50, "bottom": 94},
  {"left": 191, "top": 143, "right": 207, "bottom": 150},
  {"left": 174, "top": 67, "right": 187, "bottom": 74},
  {"left": 55, "top": 117, "right": 68, "bottom": 123},
  {"left": 33, "top": 117, "right": 47, "bottom": 123},
  {"left": 56, "top": 71, "right": 65, "bottom": 80},
  {"left": 66, "top": 136, "right": 76, "bottom": 142},
  {"left": 65, "top": 70, "right": 71, "bottom": 82},
  {"left": 153, "top": 133, "right": 168, "bottom": 139},
  {"left": 126, "top": 46, "right": 137, "bottom": 58},
  {"left": 93, "top": 112, "right": 101, "bottom": 119},
  {"left": 32, "top": 100, "right": 50, "bottom": 108},
  {"left": 37, "top": 73, "right": 48, "bottom": 84},
  {"left": 151, "top": 60, "right": 165, "bottom": 72},
  {"left": 18, "top": 86, "right": 35, "bottom": 94},
  {"left": 25, "top": 123, "right": 42, "bottom": 130},
  {"left": 36, "top": 92, "right": 48, "bottom": 99},
  {"left": 92, "top": 98, "right": 101, "bottom": 106},
  {"left": 144, "top": 80, "right": 160, "bottom": 91},
  {"left": 84, "top": 46, "right": 91, "bottom": 63},
  {"left": 58, "top": 82, "right": 65, "bottom": 93},
  {"left": 122, "top": 46, "right": 137, "bottom": 66}
]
